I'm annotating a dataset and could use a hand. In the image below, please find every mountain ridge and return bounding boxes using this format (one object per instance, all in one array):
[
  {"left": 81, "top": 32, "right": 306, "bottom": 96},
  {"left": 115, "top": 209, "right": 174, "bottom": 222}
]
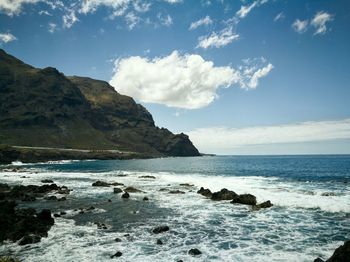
[{"left": 0, "top": 49, "right": 200, "bottom": 161}]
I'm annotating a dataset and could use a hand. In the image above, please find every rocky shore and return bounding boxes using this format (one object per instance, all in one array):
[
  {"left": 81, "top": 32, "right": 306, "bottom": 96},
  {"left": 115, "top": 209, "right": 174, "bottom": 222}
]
[{"left": 0, "top": 168, "right": 348, "bottom": 261}]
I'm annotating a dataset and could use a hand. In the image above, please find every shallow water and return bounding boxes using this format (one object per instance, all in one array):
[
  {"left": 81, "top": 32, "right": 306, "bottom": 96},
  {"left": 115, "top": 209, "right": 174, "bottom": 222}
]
[{"left": 0, "top": 155, "right": 349, "bottom": 261}]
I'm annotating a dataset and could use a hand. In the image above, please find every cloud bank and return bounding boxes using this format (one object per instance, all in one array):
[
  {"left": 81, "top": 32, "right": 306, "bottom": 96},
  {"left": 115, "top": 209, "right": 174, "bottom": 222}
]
[
  {"left": 188, "top": 119, "right": 350, "bottom": 154},
  {"left": 109, "top": 51, "right": 273, "bottom": 109}
]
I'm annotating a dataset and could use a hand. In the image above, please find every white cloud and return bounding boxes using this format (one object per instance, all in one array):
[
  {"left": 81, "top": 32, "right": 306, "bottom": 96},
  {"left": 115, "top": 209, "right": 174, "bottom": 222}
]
[
  {"left": 188, "top": 119, "right": 350, "bottom": 154},
  {"left": 79, "top": 0, "right": 131, "bottom": 14},
  {"left": 157, "top": 13, "right": 173, "bottom": 26},
  {"left": 39, "top": 9, "right": 51, "bottom": 15},
  {"left": 311, "top": 11, "right": 333, "bottom": 35},
  {"left": 63, "top": 9, "right": 78, "bottom": 28},
  {"left": 292, "top": 19, "right": 308, "bottom": 34},
  {"left": 274, "top": 12, "right": 284, "bottom": 22},
  {"left": 0, "top": 32, "right": 17, "bottom": 43},
  {"left": 125, "top": 11, "right": 140, "bottom": 30},
  {"left": 189, "top": 15, "right": 213, "bottom": 30},
  {"left": 48, "top": 22, "right": 57, "bottom": 33},
  {"left": 0, "top": 0, "right": 42, "bottom": 16},
  {"left": 133, "top": 1, "right": 150, "bottom": 12},
  {"left": 109, "top": 51, "right": 273, "bottom": 109},
  {"left": 236, "top": 1, "right": 258, "bottom": 19},
  {"left": 197, "top": 26, "right": 239, "bottom": 49},
  {"left": 164, "top": 0, "right": 182, "bottom": 4}
]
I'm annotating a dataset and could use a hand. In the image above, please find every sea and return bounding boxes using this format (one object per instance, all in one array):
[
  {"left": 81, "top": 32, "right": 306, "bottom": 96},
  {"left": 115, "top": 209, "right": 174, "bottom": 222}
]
[{"left": 0, "top": 155, "right": 349, "bottom": 262}]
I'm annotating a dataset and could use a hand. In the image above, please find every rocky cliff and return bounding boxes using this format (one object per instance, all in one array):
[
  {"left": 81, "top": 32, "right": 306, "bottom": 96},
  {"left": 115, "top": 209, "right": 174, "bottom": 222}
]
[{"left": 0, "top": 49, "right": 200, "bottom": 158}]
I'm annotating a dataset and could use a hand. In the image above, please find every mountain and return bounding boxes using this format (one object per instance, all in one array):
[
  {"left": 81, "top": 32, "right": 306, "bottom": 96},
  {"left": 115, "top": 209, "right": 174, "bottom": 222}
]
[{"left": 0, "top": 49, "right": 200, "bottom": 160}]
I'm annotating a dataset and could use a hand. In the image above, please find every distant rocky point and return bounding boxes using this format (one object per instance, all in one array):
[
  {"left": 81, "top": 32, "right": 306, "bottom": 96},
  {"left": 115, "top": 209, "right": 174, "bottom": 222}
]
[{"left": 0, "top": 49, "right": 200, "bottom": 163}]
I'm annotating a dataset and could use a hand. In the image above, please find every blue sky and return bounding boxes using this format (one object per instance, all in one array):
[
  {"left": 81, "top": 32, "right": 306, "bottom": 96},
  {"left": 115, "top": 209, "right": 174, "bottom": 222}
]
[{"left": 1, "top": 0, "right": 350, "bottom": 154}]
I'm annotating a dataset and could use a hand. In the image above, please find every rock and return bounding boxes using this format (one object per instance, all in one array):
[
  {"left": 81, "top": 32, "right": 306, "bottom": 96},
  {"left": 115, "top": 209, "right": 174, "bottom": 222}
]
[
  {"left": 86, "top": 206, "right": 95, "bottom": 211},
  {"left": 152, "top": 226, "right": 169, "bottom": 234},
  {"left": 108, "top": 199, "right": 112, "bottom": 202},
  {"left": 114, "top": 238, "right": 122, "bottom": 242},
  {"left": 180, "top": 183, "right": 194, "bottom": 187},
  {"left": 92, "top": 181, "right": 110, "bottom": 187},
  {"left": 169, "top": 190, "right": 185, "bottom": 194},
  {"left": 211, "top": 188, "right": 237, "bottom": 201},
  {"left": 124, "top": 187, "right": 142, "bottom": 193},
  {"left": 143, "top": 196, "right": 149, "bottom": 201},
  {"left": 188, "top": 248, "right": 202, "bottom": 256},
  {"left": 54, "top": 214, "right": 61, "bottom": 218},
  {"left": 327, "top": 240, "right": 350, "bottom": 262},
  {"left": 44, "top": 196, "right": 58, "bottom": 201},
  {"left": 94, "top": 222, "right": 108, "bottom": 229},
  {"left": 231, "top": 194, "right": 257, "bottom": 205},
  {"left": 121, "top": 192, "right": 130, "bottom": 199},
  {"left": 0, "top": 201, "right": 54, "bottom": 244},
  {"left": 255, "top": 200, "right": 273, "bottom": 209},
  {"left": 139, "top": 175, "right": 156, "bottom": 179},
  {"left": 110, "top": 182, "right": 124, "bottom": 186},
  {"left": 110, "top": 251, "right": 122, "bottom": 258},
  {"left": 22, "top": 194, "right": 36, "bottom": 202},
  {"left": 156, "top": 239, "right": 163, "bottom": 245},
  {"left": 197, "top": 187, "right": 212, "bottom": 198},
  {"left": 58, "top": 197, "right": 66, "bottom": 201},
  {"left": 18, "top": 234, "right": 41, "bottom": 245},
  {"left": 113, "top": 188, "right": 123, "bottom": 194},
  {"left": 41, "top": 179, "right": 54, "bottom": 183},
  {"left": 159, "top": 188, "right": 169, "bottom": 192},
  {"left": 60, "top": 211, "right": 67, "bottom": 215}
]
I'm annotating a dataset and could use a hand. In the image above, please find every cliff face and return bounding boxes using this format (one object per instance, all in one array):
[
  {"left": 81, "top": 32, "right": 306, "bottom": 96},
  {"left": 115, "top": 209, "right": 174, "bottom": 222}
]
[{"left": 0, "top": 49, "right": 200, "bottom": 157}]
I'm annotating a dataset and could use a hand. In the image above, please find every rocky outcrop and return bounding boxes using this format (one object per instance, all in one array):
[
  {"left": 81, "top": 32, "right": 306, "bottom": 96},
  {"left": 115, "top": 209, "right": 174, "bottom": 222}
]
[
  {"left": 211, "top": 188, "right": 237, "bottom": 201},
  {"left": 322, "top": 240, "right": 350, "bottom": 262},
  {"left": 0, "top": 201, "right": 54, "bottom": 245},
  {"left": 197, "top": 187, "right": 213, "bottom": 198},
  {"left": 231, "top": 194, "right": 257, "bottom": 206},
  {"left": 152, "top": 226, "right": 169, "bottom": 234},
  {"left": 0, "top": 49, "right": 200, "bottom": 162}
]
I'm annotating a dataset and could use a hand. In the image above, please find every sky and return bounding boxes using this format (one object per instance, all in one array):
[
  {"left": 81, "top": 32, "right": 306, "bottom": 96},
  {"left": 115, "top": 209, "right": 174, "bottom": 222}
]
[{"left": 1, "top": 0, "right": 350, "bottom": 155}]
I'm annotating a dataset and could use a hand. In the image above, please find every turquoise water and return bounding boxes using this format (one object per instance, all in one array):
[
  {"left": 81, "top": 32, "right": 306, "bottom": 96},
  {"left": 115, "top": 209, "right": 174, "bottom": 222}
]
[{"left": 1, "top": 155, "right": 350, "bottom": 261}]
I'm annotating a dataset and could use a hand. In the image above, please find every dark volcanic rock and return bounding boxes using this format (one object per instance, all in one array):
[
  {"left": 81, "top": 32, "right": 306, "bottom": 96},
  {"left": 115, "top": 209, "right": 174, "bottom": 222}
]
[
  {"left": 121, "top": 192, "right": 130, "bottom": 199},
  {"left": 0, "top": 201, "right": 54, "bottom": 244},
  {"left": 110, "top": 251, "right": 122, "bottom": 258},
  {"left": 156, "top": 239, "right": 163, "bottom": 245},
  {"left": 169, "top": 190, "right": 185, "bottom": 194},
  {"left": 143, "top": 196, "right": 149, "bottom": 201},
  {"left": 211, "top": 188, "right": 237, "bottom": 201},
  {"left": 327, "top": 240, "right": 350, "bottom": 262},
  {"left": 255, "top": 200, "right": 273, "bottom": 209},
  {"left": 231, "top": 194, "right": 257, "bottom": 206},
  {"left": 188, "top": 248, "right": 202, "bottom": 256},
  {"left": 113, "top": 188, "right": 123, "bottom": 194},
  {"left": 197, "top": 187, "right": 212, "bottom": 198},
  {"left": 152, "top": 226, "right": 169, "bottom": 234},
  {"left": 41, "top": 179, "right": 54, "bottom": 183},
  {"left": 18, "top": 234, "right": 41, "bottom": 245},
  {"left": 124, "top": 186, "right": 142, "bottom": 193},
  {"left": 314, "top": 258, "right": 325, "bottom": 262},
  {"left": 92, "top": 181, "right": 110, "bottom": 187},
  {"left": 139, "top": 175, "right": 156, "bottom": 179}
]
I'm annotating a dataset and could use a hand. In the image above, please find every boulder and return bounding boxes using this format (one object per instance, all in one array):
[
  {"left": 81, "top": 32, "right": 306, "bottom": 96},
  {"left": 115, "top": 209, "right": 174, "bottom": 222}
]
[
  {"left": 231, "top": 194, "right": 257, "bottom": 205},
  {"left": 113, "top": 188, "right": 123, "bottom": 194},
  {"left": 188, "top": 248, "right": 202, "bottom": 256},
  {"left": 197, "top": 187, "right": 212, "bottom": 198},
  {"left": 124, "top": 187, "right": 142, "bottom": 193},
  {"left": 92, "top": 181, "right": 110, "bottom": 187},
  {"left": 211, "top": 188, "right": 237, "bottom": 201},
  {"left": 255, "top": 200, "right": 273, "bottom": 209},
  {"left": 152, "top": 226, "right": 169, "bottom": 234},
  {"left": 121, "top": 192, "right": 130, "bottom": 199},
  {"left": 327, "top": 240, "right": 350, "bottom": 262},
  {"left": 110, "top": 251, "right": 122, "bottom": 258}
]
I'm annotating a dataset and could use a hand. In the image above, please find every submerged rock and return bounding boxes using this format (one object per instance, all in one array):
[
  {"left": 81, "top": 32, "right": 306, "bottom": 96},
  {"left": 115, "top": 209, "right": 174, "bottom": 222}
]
[
  {"left": 139, "top": 175, "right": 156, "bottom": 179},
  {"left": 143, "top": 196, "right": 149, "bottom": 201},
  {"left": 197, "top": 187, "right": 212, "bottom": 198},
  {"left": 152, "top": 226, "right": 169, "bottom": 234},
  {"left": 188, "top": 248, "right": 202, "bottom": 256},
  {"left": 180, "top": 183, "right": 194, "bottom": 187},
  {"left": 156, "top": 239, "right": 163, "bottom": 245},
  {"left": 41, "top": 179, "right": 54, "bottom": 183},
  {"left": 169, "top": 190, "right": 185, "bottom": 194},
  {"left": 231, "top": 194, "right": 257, "bottom": 206},
  {"left": 211, "top": 188, "right": 237, "bottom": 201}
]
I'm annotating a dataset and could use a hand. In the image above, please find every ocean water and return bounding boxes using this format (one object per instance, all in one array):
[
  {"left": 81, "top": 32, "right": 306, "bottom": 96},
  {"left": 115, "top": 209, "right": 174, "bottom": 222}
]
[{"left": 0, "top": 155, "right": 349, "bottom": 262}]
